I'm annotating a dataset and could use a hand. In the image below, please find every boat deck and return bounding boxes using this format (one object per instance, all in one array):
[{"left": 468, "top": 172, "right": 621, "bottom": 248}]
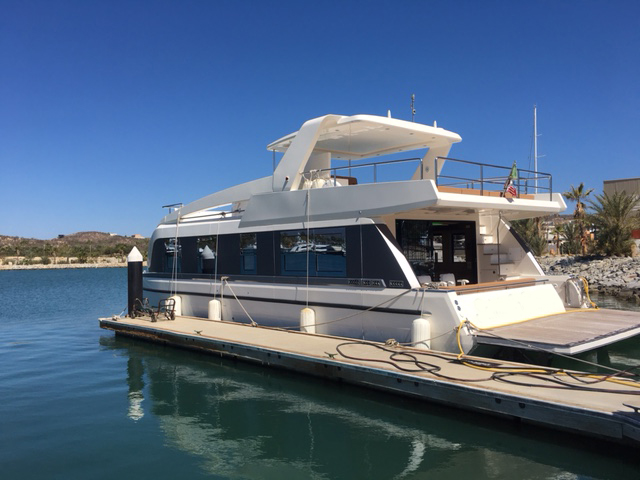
[
  {"left": 100, "top": 314, "right": 640, "bottom": 446},
  {"left": 476, "top": 308, "right": 640, "bottom": 354}
]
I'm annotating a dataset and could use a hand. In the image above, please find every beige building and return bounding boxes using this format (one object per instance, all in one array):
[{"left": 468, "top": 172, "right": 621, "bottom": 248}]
[{"left": 603, "top": 177, "right": 640, "bottom": 200}]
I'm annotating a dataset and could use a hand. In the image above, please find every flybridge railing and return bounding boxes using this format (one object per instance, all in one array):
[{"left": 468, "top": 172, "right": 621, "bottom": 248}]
[
  {"left": 311, "top": 156, "right": 552, "bottom": 200},
  {"left": 434, "top": 157, "right": 553, "bottom": 200},
  {"left": 313, "top": 157, "right": 424, "bottom": 184}
]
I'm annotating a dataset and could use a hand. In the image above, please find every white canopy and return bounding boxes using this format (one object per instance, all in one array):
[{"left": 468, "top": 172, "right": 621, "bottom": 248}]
[{"left": 267, "top": 114, "right": 461, "bottom": 160}]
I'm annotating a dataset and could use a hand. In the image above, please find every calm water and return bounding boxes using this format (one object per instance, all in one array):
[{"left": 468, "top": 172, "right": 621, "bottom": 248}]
[{"left": 1, "top": 269, "right": 639, "bottom": 479}]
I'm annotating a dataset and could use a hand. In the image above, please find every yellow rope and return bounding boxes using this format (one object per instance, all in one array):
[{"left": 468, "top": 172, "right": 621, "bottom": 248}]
[
  {"left": 454, "top": 318, "right": 640, "bottom": 390},
  {"left": 580, "top": 276, "right": 599, "bottom": 309}
]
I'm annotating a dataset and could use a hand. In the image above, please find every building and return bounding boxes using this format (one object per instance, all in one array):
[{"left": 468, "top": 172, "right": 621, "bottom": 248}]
[{"left": 604, "top": 177, "right": 640, "bottom": 203}]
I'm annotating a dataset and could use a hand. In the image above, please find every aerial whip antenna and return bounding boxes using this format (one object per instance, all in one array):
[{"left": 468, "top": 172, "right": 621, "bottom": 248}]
[
  {"left": 410, "top": 94, "right": 416, "bottom": 122},
  {"left": 534, "top": 105, "right": 538, "bottom": 193}
]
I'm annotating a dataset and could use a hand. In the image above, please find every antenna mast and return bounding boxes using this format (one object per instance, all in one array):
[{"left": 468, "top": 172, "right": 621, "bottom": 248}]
[
  {"left": 534, "top": 105, "right": 538, "bottom": 193},
  {"left": 410, "top": 94, "right": 416, "bottom": 122}
]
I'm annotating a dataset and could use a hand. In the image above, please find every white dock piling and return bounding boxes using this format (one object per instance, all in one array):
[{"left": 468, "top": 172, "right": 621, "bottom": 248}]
[{"left": 127, "top": 247, "right": 143, "bottom": 317}]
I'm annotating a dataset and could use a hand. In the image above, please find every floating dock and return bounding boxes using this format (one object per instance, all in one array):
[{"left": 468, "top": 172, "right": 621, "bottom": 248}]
[{"left": 99, "top": 315, "right": 640, "bottom": 446}]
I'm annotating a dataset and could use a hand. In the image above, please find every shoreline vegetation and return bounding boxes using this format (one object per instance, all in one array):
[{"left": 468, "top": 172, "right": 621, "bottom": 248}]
[
  {"left": 0, "top": 260, "right": 147, "bottom": 270},
  {"left": 0, "top": 231, "right": 148, "bottom": 270}
]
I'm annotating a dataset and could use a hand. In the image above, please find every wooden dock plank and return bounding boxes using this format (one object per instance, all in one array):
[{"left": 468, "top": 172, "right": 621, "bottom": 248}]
[
  {"left": 476, "top": 308, "right": 640, "bottom": 354},
  {"left": 99, "top": 314, "right": 640, "bottom": 446}
]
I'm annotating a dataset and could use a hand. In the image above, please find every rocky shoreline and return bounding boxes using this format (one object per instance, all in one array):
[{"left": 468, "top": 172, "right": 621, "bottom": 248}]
[{"left": 537, "top": 255, "right": 640, "bottom": 304}]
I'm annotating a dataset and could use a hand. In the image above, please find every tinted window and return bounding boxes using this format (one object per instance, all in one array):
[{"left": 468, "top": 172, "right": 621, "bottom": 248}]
[
  {"left": 240, "top": 233, "right": 257, "bottom": 274},
  {"left": 197, "top": 236, "right": 217, "bottom": 274},
  {"left": 280, "top": 228, "right": 346, "bottom": 277},
  {"left": 163, "top": 238, "right": 181, "bottom": 273}
]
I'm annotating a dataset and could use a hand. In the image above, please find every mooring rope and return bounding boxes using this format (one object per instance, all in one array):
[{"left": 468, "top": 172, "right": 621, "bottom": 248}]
[{"left": 222, "top": 277, "right": 257, "bottom": 326}]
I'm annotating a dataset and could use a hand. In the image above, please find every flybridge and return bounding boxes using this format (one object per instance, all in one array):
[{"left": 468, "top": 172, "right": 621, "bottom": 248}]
[
  {"left": 161, "top": 114, "right": 564, "bottom": 226},
  {"left": 269, "top": 114, "right": 461, "bottom": 193}
]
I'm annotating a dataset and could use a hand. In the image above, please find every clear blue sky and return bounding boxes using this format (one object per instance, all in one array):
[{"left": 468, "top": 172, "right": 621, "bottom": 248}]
[{"left": 2, "top": 0, "right": 638, "bottom": 239}]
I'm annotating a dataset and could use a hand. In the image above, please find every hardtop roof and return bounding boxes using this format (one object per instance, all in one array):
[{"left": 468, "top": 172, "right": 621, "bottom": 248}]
[{"left": 267, "top": 114, "right": 462, "bottom": 160}]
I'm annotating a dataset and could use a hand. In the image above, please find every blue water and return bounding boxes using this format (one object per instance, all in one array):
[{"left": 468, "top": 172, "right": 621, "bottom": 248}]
[{"left": 1, "top": 269, "right": 639, "bottom": 479}]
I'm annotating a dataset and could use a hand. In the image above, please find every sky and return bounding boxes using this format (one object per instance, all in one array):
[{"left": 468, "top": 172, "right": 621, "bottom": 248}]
[{"left": 1, "top": 0, "right": 639, "bottom": 239}]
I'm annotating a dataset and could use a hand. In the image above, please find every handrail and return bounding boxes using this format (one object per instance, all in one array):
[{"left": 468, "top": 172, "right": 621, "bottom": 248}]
[
  {"left": 313, "top": 157, "right": 423, "bottom": 180},
  {"left": 435, "top": 157, "right": 553, "bottom": 200},
  {"left": 309, "top": 155, "right": 553, "bottom": 201}
]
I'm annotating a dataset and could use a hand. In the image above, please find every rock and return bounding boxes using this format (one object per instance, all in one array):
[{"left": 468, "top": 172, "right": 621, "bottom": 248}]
[{"left": 537, "top": 255, "right": 640, "bottom": 297}]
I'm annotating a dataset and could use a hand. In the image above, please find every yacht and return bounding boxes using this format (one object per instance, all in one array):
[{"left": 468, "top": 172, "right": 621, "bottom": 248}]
[{"left": 142, "top": 113, "right": 640, "bottom": 356}]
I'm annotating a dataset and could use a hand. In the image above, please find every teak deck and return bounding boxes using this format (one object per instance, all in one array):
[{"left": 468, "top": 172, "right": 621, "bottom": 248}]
[
  {"left": 99, "top": 314, "right": 640, "bottom": 446},
  {"left": 476, "top": 308, "right": 640, "bottom": 354},
  {"left": 437, "top": 185, "right": 535, "bottom": 200},
  {"left": 438, "top": 277, "right": 538, "bottom": 294}
]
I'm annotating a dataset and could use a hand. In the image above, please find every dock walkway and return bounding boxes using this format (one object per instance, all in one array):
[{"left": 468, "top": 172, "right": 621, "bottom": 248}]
[{"left": 99, "top": 315, "right": 640, "bottom": 446}]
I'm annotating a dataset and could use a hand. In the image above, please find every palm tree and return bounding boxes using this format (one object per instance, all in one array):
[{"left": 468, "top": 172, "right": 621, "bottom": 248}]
[
  {"left": 560, "top": 221, "right": 581, "bottom": 254},
  {"left": 551, "top": 223, "right": 564, "bottom": 255},
  {"left": 588, "top": 191, "right": 640, "bottom": 256},
  {"left": 510, "top": 217, "right": 547, "bottom": 256},
  {"left": 563, "top": 183, "right": 594, "bottom": 255}
]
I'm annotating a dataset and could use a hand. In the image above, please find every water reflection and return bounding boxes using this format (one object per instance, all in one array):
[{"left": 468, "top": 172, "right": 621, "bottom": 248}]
[
  {"left": 127, "top": 357, "right": 145, "bottom": 421},
  {"left": 102, "top": 336, "right": 636, "bottom": 479}
]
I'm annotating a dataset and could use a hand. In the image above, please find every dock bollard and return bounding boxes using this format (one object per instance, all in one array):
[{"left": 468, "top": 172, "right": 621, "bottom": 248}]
[{"left": 127, "top": 247, "right": 143, "bottom": 317}]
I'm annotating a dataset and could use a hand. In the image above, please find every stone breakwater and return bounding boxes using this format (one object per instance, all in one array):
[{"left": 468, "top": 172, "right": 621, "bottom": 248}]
[{"left": 537, "top": 256, "right": 640, "bottom": 303}]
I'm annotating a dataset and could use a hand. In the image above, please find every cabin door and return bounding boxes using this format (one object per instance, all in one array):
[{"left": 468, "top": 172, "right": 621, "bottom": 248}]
[
  {"left": 430, "top": 222, "right": 477, "bottom": 284},
  {"left": 395, "top": 220, "right": 477, "bottom": 285}
]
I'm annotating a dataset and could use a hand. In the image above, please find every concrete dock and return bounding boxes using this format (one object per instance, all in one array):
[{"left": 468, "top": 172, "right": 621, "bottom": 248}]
[{"left": 99, "top": 314, "right": 640, "bottom": 446}]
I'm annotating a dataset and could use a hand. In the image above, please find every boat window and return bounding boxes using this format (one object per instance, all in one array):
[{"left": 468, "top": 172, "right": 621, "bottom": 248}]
[
  {"left": 280, "top": 228, "right": 346, "bottom": 277},
  {"left": 280, "top": 231, "right": 310, "bottom": 275},
  {"left": 314, "top": 229, "right": 346, "bottom": 275},
  {"left": 197, "top": 236, "right": 217, "bottom": 274},
  {"left": 163, "top": 238, "right": 181, "bottom": 273},
  {"left": 452, "top": 234, "right": 466, "bottom": 263},
  {"left": 433, "top": 235, "right": 444, "bottom": 263},
  {"left": 240, "top": 233, "right": 257, "bottom": 274}
]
